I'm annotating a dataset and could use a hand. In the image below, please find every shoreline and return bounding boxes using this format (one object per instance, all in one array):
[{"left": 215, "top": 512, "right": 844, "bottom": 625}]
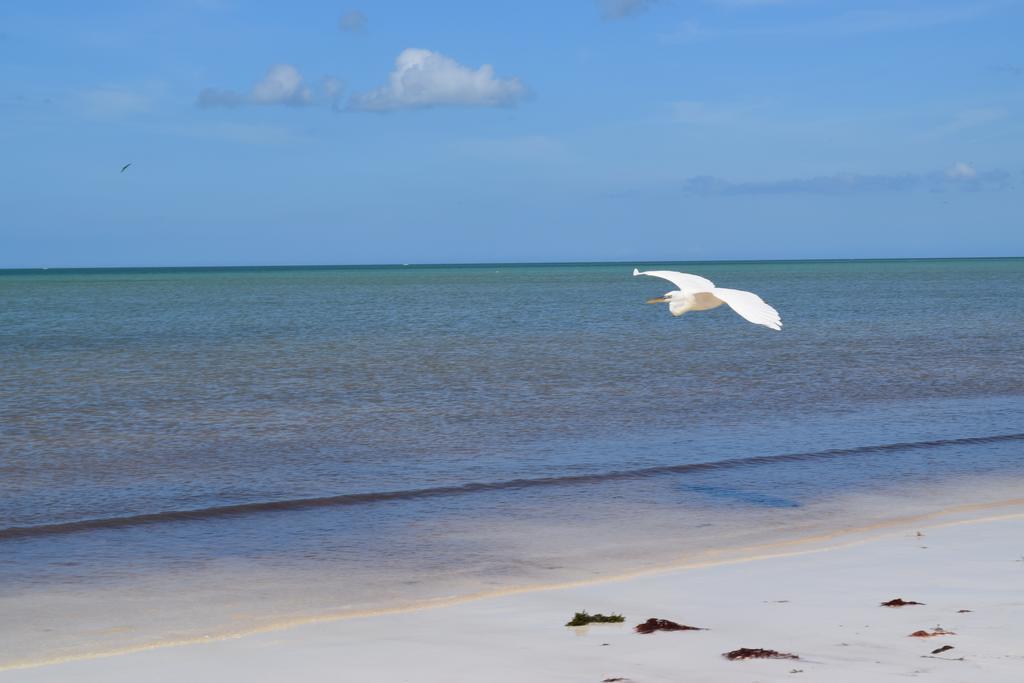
[
  {"left": 5, "top": 495, "right": 1023, "bottom": 674},
  {"left": 9, "top": 431, "right": 1024, "bottom": 543}
]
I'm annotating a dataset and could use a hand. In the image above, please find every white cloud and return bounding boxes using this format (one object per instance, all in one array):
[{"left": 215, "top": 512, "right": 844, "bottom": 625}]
[
  {"left": 251, "top": 64, "right": 311, "bottom": 105},
  {"left": 321, "top": 76, "right": 345, "bottom": 110},
  {"left": 198, "top": 64, "right": 341, "bottom": 108},
  {"left": 946, "top": 161, "right": 977, "bottom": 179},
  {"left": 679, "top": 164, "right": 1011, "bottom": 196},
  {"left": 349, "top": 48, "right": 527, "bottom": 111},
  {"left": 339, "top": 10, "right": 367, "bottom": 32}
]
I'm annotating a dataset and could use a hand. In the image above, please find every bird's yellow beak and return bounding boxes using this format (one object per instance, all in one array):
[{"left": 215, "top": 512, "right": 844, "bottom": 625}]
[{"left": 645, "top": 296, "right": 668, "bottom": 304}]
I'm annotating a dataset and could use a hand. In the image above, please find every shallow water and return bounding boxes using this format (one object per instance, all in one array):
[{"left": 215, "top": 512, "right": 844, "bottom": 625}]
[{"left": 1, "top": 259, "right": 1023, "bottom": 666}]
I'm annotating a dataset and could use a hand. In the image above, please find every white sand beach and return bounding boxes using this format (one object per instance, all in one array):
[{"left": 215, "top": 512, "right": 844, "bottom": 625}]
[{"left": 4, "top": 504, "right": 1023, "bottom": 682}]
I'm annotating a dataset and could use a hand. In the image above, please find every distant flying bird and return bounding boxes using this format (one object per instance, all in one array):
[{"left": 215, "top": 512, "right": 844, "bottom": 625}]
[
  {"left": 634, "top": 268, "right": 782, "bottom": 330},
  {"left": 120, "top": 163, "right": 132, "bottom": 173}
]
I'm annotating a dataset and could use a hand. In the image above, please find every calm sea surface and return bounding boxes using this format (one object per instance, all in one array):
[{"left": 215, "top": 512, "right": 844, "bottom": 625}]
[{"left": 1, "top": 259, "right": 1023, "bottom": 666}]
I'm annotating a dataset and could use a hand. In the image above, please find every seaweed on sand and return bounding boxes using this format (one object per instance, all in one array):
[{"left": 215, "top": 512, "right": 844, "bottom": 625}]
[
  {"left": 634, "top": 618, "right": 705, "bottom": 634},
  {"left": 565, "top": 611, "right": 625, "bottom": 627},
  {"left": 723, "top": 648, "right": 799, "bottom": 660},
  {"left": 881, "top": 598, "right": 924, "bottom": 607},
  {"left": 909, "top": 627, "right": 955, "bottom": 637}
]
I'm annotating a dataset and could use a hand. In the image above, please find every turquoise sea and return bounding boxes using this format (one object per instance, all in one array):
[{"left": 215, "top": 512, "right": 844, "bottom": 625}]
[{"left": 2, "top": 259, "right": 1023, "bottom": 667}]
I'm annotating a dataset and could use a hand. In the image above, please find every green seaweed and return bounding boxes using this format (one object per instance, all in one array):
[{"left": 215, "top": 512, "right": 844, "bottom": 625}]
[{"left": 565, "top": 611, "right": 625, "bottom": 627}]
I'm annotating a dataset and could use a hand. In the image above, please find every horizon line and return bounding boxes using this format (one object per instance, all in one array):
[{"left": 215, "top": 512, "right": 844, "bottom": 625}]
[{"left": 1, "top": 254, "right": 1022, "bottom": 273}]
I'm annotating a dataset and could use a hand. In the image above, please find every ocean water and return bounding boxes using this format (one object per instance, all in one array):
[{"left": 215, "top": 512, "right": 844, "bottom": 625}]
[{"left": 2, "top": 259, "right": 1023, "bottom": 667}]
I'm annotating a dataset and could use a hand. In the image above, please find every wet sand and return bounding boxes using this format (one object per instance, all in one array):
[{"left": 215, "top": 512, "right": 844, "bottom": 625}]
[{"left": 4, "top": 505, "right": 1023, "bottom": 682}]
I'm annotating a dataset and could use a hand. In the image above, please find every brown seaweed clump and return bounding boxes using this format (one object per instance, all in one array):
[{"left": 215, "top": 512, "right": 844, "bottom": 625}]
[
  {"left": 724, "top": 648, "right": 799, "bottom": 660},
  {"left": 634, "top": 618, "right": 705, "bottom": 634},
  {"left": 881, "top": 598, "right": 925, "bottom": 607},
  {"left": 565, "top": 611, "right": 625, "bottom": 627},
  {"left": 909, "top": 627, "right": 955, "bottom": 637}
]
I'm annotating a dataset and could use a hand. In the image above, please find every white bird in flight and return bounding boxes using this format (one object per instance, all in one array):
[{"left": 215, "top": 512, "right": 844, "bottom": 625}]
[{"left": 634, "top": 268, "right": 782, "bottom": 331}]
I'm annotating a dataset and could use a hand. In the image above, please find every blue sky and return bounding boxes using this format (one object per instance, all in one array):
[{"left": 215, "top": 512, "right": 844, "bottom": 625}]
[{"left": 1, "top": 0, "right": 1022, "bottom": 267}]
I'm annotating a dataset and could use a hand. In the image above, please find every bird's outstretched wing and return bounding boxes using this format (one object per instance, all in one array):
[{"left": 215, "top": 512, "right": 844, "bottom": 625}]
[
  {"left": 712, "top": 288, "right": 782, "bottom": 331},
  {"left": 633, "top": 268, "right": 715, "bottom": 293},
  {"left": 120, "top": 163, "right": 132, "bottom": 173}
]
